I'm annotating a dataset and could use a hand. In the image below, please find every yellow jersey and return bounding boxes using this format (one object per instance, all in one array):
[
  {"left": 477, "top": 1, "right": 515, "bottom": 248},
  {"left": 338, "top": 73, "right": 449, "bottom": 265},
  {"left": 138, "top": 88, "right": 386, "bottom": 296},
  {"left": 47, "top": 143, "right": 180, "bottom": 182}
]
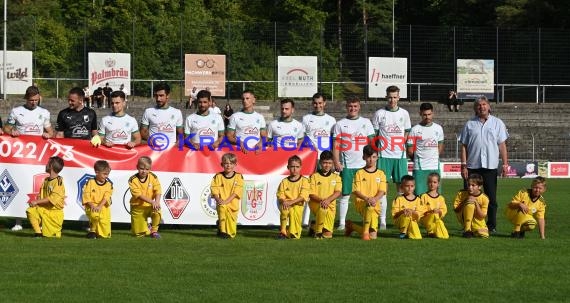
[
  {"left": 211, "top": 171, "right": 244, "bottom": 211},
  {"left": 39, "top": 176, "right": 65, "bottom": 210},
  {"left": 277, "top": 176, "right": 310, "bottom": 204},
  {"left": 419, "top": 193, "right": 447, "bottom": 218},
  {"left": 309, "top": 171, "right": 341, "bottom": 202},
  {"left": 351, "top": 168, "right": 387, "bottom": 205},
  {"left": 82, "top": 178, "right": 113, "bottom": 206},
  {"left": 128, "top": 172, "right": 162, "bottom": 207},
  {"left": 510, "top": 189, "right": 546, "bottom": 219}
]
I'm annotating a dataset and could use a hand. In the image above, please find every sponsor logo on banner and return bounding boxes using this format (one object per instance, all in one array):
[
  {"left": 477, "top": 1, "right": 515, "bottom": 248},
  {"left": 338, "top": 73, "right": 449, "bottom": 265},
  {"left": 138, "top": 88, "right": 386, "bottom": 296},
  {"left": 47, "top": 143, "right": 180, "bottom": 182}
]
[
  {"left": 241, "top": 180, "right": 267, "bottom": 220},
  {"left": 200, "top": 186, "right": 217, "bottom": 218},
  {"left": 27, "top": 173, "right": 49, "bottom": 203},
  {"left": 163, "top": 178, "right": 190, "bottom": 219},
  {"left": 550, "top": 163, "right": 569, "bottom": 177},
  {"left": 122, "top": 189, "right": 132, "bottom": 214},
  {"left": 76, "top": 174, "right": 95, "bottom": 209},
  {"left": 0, "top": 170, "right": 19, "bottom": 210},
  {"left": 441, "top": 163, "right": 462, "bottom": 178}
]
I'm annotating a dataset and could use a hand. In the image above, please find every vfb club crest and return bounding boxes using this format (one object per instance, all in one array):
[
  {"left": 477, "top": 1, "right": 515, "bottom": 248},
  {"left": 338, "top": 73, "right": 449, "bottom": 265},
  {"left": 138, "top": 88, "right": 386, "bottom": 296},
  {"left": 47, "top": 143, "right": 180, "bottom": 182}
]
[
  {"left": 0, "top": 170, "right": 19, "bottom": 211},
  {"left": 241, "top": 180, "right": 267, "bottom": 221},
  {"left": 164, "top": 178, "right": 190, "bottom": 219}
]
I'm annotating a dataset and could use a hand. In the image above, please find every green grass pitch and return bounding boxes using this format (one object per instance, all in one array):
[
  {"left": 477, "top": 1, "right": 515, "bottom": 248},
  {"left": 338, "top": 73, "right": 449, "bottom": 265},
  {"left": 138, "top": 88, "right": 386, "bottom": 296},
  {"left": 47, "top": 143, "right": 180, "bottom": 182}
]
[{"left": 1, "top": 178, "right": 569, "bottom": 302}]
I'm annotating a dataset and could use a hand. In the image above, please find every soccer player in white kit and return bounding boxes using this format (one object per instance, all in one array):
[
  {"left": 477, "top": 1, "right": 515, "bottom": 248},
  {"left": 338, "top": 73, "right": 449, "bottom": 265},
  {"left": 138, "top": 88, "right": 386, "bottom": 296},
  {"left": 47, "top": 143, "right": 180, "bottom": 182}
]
[
  {"left": 267, "top": 99, "right": 304, "bottom": 150},
  {"left": 301, "top": 93, "right": 336, "bottom": 226},
  {"left": 140, "top": 82, "right": 184, "bottom": 146},
  {"left": 372, "top": 85, "right": 411, "bottom": 230},
  {"left": 406, "top": 103, "right": 444, "bottom": 195},
  {"left": 226, "top": 90, "right": 267, "bottom": 154},
  {"left": 4, "top": 85, "right": 54, "bottom": 231},
  {"left": 98, "top": 90, "right": 141, "bottom": 149},
  {"left": 184, "top": 90, "right": 225, "bottom": 150},
  {"left": 332, "top": 96, "right": 375, "bottom": 230}
]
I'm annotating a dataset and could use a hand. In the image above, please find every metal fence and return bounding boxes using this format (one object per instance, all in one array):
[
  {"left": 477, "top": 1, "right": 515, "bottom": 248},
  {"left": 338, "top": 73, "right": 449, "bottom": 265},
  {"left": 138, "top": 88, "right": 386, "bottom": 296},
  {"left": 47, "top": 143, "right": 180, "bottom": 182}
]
[{"left": 4, "top": 17, "right": 570, "bottom": 102}]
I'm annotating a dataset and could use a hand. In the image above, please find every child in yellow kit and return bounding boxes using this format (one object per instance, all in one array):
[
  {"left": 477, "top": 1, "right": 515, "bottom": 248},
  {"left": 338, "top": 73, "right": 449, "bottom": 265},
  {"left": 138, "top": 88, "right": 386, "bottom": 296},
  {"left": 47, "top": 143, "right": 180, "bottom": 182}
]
[
  {"left": 419, "top": 172, "right": 449, "bottom": 239},
  {"left": 505, "top": 176, "right": 547, "bottom": 239},
  {"left": 82, "top": 160, "right": 113, "bottom": 239},
  {"left": 26, "top": 156, "right": 66, "bottom": 238},
  {"left": 211, "top": 153, "right": 244, "bottom": 239},
  {"left": 392, "top": 175, "right": 422, "bottom": 239},
  {"left": 277, "top": 155, "right": 310, "bottom": 239},
  {"left": 345, "top": 145, "right": 387, "bottom": 240},
  {"left": 453, "top": 173, "right": 489, "bottom": 238},
  {"left": 128, "top": 156, "right": 162, "bottom": 239},
  {"left": 308, "top": 150, "right": 341, "bottom": 239}
]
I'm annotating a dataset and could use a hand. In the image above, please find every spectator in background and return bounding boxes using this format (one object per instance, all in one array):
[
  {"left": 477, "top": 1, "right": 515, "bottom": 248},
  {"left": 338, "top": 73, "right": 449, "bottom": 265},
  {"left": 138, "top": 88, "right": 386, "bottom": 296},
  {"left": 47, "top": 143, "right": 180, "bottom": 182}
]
[
  {"left": 460, "top": 96, "right": 509, "bottom": 233},
  {"left": 447, "top": 89, "right": 461, "bottom": 112},
  {"left": 93, "top": 87, "right": 104, "bottom": 108},
  {"left": 103, "top": 83, "right": 113, "bottom": 109},
  {"left": 187, "top": 86, "right": 198, "bottom": 109},
  {"left": 210, "top": 98, "right": 222, "bottom": 115},
  {"left": 83, "top": 86, "right": 91, "bottom": 108},
  {"left": 0, "top": 116, "right": 3, "bottom": 135},
  {"left": 223, "top": 103, "right": 234, "bottom": 127}
]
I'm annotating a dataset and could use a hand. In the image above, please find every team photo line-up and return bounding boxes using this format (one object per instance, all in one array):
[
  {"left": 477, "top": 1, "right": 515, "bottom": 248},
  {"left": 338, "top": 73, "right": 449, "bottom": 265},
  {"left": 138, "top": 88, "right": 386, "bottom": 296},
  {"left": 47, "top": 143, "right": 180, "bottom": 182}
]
[{"left": 1, "top": 83, "right": 546, "bottom": 240}]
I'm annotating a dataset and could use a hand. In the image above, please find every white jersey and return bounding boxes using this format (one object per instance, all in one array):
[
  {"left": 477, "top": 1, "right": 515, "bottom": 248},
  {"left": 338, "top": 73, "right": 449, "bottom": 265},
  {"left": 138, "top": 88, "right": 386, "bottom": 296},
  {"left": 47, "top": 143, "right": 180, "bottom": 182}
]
[
  {"left": 210, "top": 106, "right": 222, "bottom": 115},
  {"left": 267, "top": 118, "right": 304, "bottom": 149},
  {"left": 141, "top": 106, "right": 183, "bottom": 143},
  {"left": 7, "top": 105, "right": 51, "bottom": 136},
  {"left": 184, "top": 111, "right": 225, "bottom": 144},
  {"left": 407, "top": 122, "right": 444, "bottom": 170},
  {"left": 372, "top": 107, "right": 412, "bottom": 159},
  {"left": 302, "top": 113, "right": 336, "bottom": 153},
  {"left": 333, "top": 116, "right": 375, "bottom": 169},
  {"left": 98, "top": 113, "right": 139, "bottom": 145},
  {"left": 227, "top": 111, "right": 266, "bottom": 149}
]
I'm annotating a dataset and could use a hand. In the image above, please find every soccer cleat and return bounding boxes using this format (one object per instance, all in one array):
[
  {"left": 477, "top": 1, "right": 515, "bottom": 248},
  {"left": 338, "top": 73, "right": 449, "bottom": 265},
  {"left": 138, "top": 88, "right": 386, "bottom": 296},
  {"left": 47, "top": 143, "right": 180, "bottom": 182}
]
[
  {"left": 33, "top": 233, "right": 43, "bottom": 238},
  {"left": 314, "top": 233, "right": 323, "bottom": 240},
  {"left": 519, "top": 231, "right": 525, "bottom": 238},
  {"left": 308, "top": 228, "right": 315, "bottom": 237},
  {"left": 150, "top": 232, "right": 161, "bottom": 239},
  {"left": 462, "top": 231, "right": 474, "bottom": 238},
  {"left": 379, "top": 223, "right": 387, "bottom": 230},
  {"left": 11, "top": 224, "right": 23, "bottom": 231},
  {"left": 276, "top": 233, "right": 288, "bottom": 240},
  {"left": 337, "top": 224, "right": 345, "bottom": 231},
  {"left": 218, "top": 232, "right": 231, "bottom": 239},
  {"left": 322, "top": 230, "right": 333, "bottom": 239},
  {"left": 369, "top": 231, "right": 378, "bottom": 240},
  {"left": 86, "top": 232, "right": 97, "bottom": 239},
  {"left": 399, "top": 233, "right": 407, "bottom": 239},
  {"left": 427, "top": 233, "right": 437, "bottom": 238},
  {"left": 344, "top": 220, "right": 353, "bottom": 237}
]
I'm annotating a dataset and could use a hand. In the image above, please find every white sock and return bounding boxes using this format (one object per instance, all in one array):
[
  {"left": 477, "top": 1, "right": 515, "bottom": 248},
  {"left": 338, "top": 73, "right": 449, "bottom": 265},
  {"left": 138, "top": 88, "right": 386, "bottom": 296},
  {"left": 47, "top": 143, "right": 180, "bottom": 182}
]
[
  {"left": 302, "top": 203, "right": 310, "bottom": 226},
  {"left": 339, "top": 195, "right": 350, "bottom": 226},
  {"left": 380, "top": 195, "right": 387, "bottom": 225}
]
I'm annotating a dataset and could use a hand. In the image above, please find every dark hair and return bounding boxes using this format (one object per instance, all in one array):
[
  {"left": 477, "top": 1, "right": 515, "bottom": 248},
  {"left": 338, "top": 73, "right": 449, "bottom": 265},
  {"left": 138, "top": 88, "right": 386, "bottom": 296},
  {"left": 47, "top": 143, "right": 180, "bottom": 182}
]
[
  {"left": 110, "top": 90, "right": 126, "bottom": 100},
  {"left": 69, "top": 87, "right": 85, "bottom": 99},
  {"left": 242, "top": 90, "right": 255, "bottom": 97},
  {"left": 94, "top": 160, "right": 111, "bottom": 172},
  {"left": 420, "top": 102, "right": 433, "bottom": 111},
  {"left": 346, "top": 95, "right": 360, "bottom": 104},
  {"left": 280, "top": 98, "right": 295, "bottom": 108},
  {"left": 25, "top": 86, "right": 41, "bottom": 100},
  {"left": 312, "top": 93, "right": 326, "bottom": 102},
  {"left": 386, "top": 85, "right": 400, "bottom": 95},
  {"left": 363, "top": 145, "right": 377, "bottom": 157},
  {"left": 467, "top": 173, "right": 484, "bottom": 186},
  {"left": 47, "top": 156, "right": 65, "bottom": 173},
  {"left": 196, "top": 90, "right": 211, "bottom": 100},
  {"left": 153, "top": 82, "right": 171, "bottom": 95},
  {"left": 288, "top": 155, "right": 302, "bottom": 166},
  {"left": 319, "top": 150, "right": 333, "bottom": 161},
  {"left": 401, "top": 175, "right": 415, "bottom": 183},
  {"left": 427, "top": 172, "right": 441, "bottom": 181}
]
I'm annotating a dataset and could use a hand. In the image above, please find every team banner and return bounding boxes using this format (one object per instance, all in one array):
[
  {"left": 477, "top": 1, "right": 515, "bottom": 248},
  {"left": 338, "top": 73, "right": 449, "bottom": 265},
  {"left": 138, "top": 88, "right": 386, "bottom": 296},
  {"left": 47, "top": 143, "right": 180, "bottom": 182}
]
[
  {"left": 0, "top": 51, "right": 33, "bottom": 94},
  {"left": 277, "top": 56, "right": 318, "bottom": 98},
  {"left": 368, "top": 57, "right": 408, "bottom": 98},
  {"left": 0, "top": 136, "right": 317, "bottom": 225},
  {"left": 185, "top": 54, "right": 226, "bottom": 97},
  {"left": 88, "top": 52, "right": 131, "bottom": 95},
  {"left": 457, "top": 59, "right": 494, "bottom": 99}
]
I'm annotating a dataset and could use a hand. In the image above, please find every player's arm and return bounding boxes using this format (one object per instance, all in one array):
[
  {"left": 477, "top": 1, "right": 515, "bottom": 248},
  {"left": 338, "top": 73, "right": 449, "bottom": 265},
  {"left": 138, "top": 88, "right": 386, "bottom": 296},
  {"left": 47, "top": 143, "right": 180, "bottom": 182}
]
[
  {"left": 332, "top": 135, "right": 343, "bottom": 171},
  {"left": 460, "top": 144, "right": 468, "bottom": 179},
  {"left": 406, "top": 144, "right": 415, "bottom": 161},
  {"left": 499, "top": 140, "right": 509, "bottom": 177},
  {"left": 473, "top": 197, "right": 487, "bottom": 219},
  {"left": 43, "top": 126, "right": 55, "bottom": 139},
  {"left": 139, "top": 126, "right": 149, "bottom": 141},
  {"left": 55, "top": 111, "right": 65, "bottom": 138},
  {"left": 127, "top": 131, "right": 141, "bottom": 149},
  {"left": 256, "top": 128, "right": 267, "bottom": 154},
  {"left": 438, "top": 141, "right": 444, "bottom": 156}
]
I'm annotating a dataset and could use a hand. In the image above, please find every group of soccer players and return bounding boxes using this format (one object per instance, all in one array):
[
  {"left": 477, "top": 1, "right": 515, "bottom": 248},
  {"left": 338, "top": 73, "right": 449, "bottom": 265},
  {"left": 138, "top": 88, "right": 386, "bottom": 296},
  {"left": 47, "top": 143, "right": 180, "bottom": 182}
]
[{"left": 2, "top": 83, "right": 547, "bottom": 239}]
